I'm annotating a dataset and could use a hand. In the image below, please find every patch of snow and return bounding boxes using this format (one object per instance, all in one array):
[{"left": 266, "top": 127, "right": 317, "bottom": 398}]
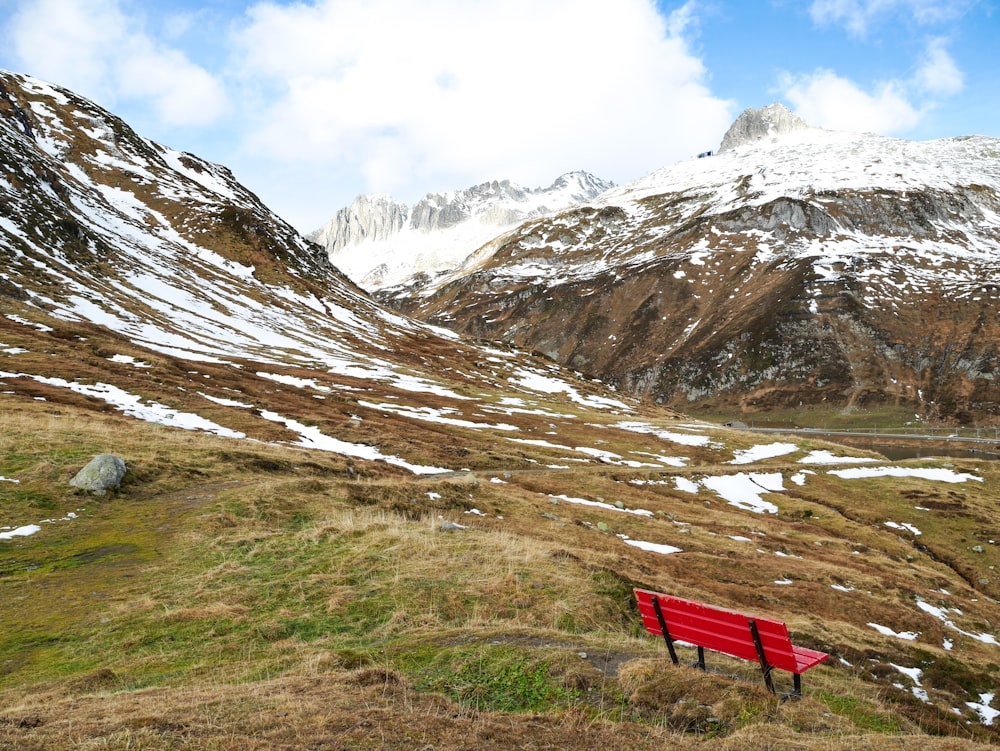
[
  {"left": 108, "top": 354, "right": 153, "bottom": 368},
  {"left": 256, "top": 371, "right": 332, "bottom": 392},
  {"left": 633, "top": 451, "right": 689, "bottom": 467},
  {"left": 674, "top": 476, "right": 700, "bottom": 494},
  {"left": 509, "top": 370, "right": 630, "bottom": 411},
  {"left": 916, "top": 598, "right": 999, "bottom": 646},
  {"left": 388, "top": 373, "right": 474, "bottom": 400},
  {"left": 509, "top": 438, "right": 571, "bottom": 450},
  {"left": 360, "top": 401, "right": 518, "bottom": 431},
  {"left": 0, "top": 476, "right": 20, "bottom": 484},
  {"left": 799, "top": 450, "right": 879, "bottom": 465},
  {"left": 617, "top": 534, "right": 683, "bottom": 555},
  {"left": 612, "top": 420, "right": 713, "bottom": 447},
  {"left": 258, "top": 410, "right": 449, "bottom": 475},
  {"left": 885, "top": 521, "right": 922, "bottom": 536},
  {"left": 829, "top": 467, "right": 983, "bottom": 483},
  {"left": 868, "top": 622, "right": 920, "bottom": 641},
  {"left": 5, "top": 314, "right": 53, "bottom": 332},
  {"left": 729, "top": 442, "right": 798, "bottom": 464},
  {"left": 967, "top": 693, "right": 999, "bottom": 726},
  {"left": 700, "top": 472, "right": 783, "bottom": 514},
  {"left": 891, "top": 664, "right": 930, "bottom": 703},
  {"left": 0, "top": 371, "right": 246, "bottom": 438},
  {"left": 0, "top": 524, "right": 42, "bottom": 541},
  {"left": 548, "top": 494, "right": 653, "bottom": 517},
  {"left": 199, "top": 393, "right": 254, "bottom": 408}
]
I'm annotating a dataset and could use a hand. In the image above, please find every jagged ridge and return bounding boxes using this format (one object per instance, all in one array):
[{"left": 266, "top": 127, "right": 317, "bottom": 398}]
[{"left": 309, "top": 172, "right": 613, "bottom": 290}]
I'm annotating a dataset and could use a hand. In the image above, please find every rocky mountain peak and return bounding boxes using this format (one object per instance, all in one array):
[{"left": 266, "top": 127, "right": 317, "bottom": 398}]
[
  {"left": 310, "top": 171, "right": 613, "bottom": 291},
  {"left": 717, "top": 103, "right": 810, "bottom": 152},
  {"left": 308, "top": 193, "right": 409, "bottom": 254}
]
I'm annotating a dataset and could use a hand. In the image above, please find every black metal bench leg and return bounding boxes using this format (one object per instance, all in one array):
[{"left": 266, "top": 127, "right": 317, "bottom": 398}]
[
  {"left": 694, "top": 646, "right": 706, "bottom": 671},
  {"left": 748, "top": 620, "right": 776, "bottom": 695},
  {"left": 652, "top": 596, "right": 679, "bottom": 665},
  {"left": 780, "top": 673, "right": 803, "bottom": 702}
]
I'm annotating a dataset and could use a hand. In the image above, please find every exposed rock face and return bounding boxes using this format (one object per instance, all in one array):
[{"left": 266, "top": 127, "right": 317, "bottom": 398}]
[
  {"left": 382, "top": 123, "right": 1000, "bottom": 422},
  {"left": 70, "top": 455, "right": 127, "bottom": 495},
  {"left": 309, "top": 172, "right": 613, "bottom": 290},
  {"left": 309, "top": 194, "right": 409, "bottom": 255},
  {"left": 718, "top": 104, "right": 810, "bottom": 152}
]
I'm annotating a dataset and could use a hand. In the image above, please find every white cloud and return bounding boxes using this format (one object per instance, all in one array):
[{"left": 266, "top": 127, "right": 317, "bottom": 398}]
[
  {"left": 809, "top": 0, "right": 975, "bottom": 36},
  {"left": 780, "top": 36, "right": 964, "bottom": 136},
  {"left": 6, "top": 0, "right": 227, "bottom": 127},
  {"left": 229, "top": 0, "right": 733, "bottom": 217},
  {"left": 914, "top": 37, "right": 963, "bottom": 96},
  {"left": 781, "top": 69, "right": 922, "bottom": 134}
]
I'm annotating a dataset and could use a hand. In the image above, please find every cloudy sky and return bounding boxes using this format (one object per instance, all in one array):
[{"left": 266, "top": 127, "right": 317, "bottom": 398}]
[{"left": 1, "top": 0, "right": 997, "bottom": 231}]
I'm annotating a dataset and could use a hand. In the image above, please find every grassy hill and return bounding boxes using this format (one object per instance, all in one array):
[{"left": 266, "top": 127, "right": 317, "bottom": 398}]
[{"left": 2, "top": 392, "right": 998, "bottom": 750}]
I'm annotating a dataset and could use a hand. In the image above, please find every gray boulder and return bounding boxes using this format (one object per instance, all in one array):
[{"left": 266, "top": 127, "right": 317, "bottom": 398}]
[{"left": 69, "top": 454, "right": 127, "bottom": 495}]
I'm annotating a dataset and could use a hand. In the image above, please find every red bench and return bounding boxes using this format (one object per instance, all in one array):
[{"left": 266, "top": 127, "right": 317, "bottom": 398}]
[{"left": 634, "top": 589, "right": 829, "bottom": 699}]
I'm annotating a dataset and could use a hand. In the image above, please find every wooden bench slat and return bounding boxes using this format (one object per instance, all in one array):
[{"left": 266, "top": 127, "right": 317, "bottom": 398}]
[{"left": 791, "top": 645, "right": 829, "bottom": 672}]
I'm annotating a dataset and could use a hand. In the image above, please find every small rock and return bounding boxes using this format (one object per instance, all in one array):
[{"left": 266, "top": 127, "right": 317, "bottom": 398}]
[
  {"left": 614, "top": 501, "right": 625, "bottom": 509},
  {"left": 542, "top": 513, "right": 559, "bottom": 521},
  {"left": 972, "top": 545, "right": 985, "bottom": 553},
  {"left": 596, "top": 522, "right": 612, "bottom": 533},
  {"left": 978, "top": 578, "right": 990, "bottom": 586},
  {"left": 444, "top": 473, "right": 478, "bottom": 488},
  {"left": 69, "top": 454, "right": 127, "bottom": 495}
]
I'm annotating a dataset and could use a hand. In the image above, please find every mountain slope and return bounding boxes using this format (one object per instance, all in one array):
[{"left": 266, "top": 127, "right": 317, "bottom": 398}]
[
  {"left": 0, "top": 70, "right": 650, "bottom": 475},
  {"left": 309, "top": 172, "right": 613, "bottom": 290},
  {"left": 383, "top": 107, "right": 1000, "bottom": 423}
]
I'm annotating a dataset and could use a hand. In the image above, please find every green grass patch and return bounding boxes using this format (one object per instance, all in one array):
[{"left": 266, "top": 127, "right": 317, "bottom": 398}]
[
  {"left": 813, "top": 689, "right": 902, "bottom": 733},
  {"left": 405, "top": 643, "right": 580, "bottom": 713}
]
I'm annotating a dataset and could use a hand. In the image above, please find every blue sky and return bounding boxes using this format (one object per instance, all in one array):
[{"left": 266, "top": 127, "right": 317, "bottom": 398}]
[{"left": 1, "top": 0, "right": 997, "bottom": 231}]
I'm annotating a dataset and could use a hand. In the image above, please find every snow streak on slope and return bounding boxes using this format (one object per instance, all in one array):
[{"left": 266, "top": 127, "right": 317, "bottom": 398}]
[{"left": 0, "top": 71, "right": 461, "bottom": 383}]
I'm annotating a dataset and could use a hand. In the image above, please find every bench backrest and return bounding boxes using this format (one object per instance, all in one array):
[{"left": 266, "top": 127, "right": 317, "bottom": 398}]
[{"left": 634, "top": 589, "right": 802, "bottom": 673}]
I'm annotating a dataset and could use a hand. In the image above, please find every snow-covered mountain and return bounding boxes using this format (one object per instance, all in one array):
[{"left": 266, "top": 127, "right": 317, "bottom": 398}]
[
  {"left": 0, "top": 70, "right": 640, "bottom": 475},
  {"left": 309, "top": 172, "right": 613, "bottom": 290},
  {"left": 385, "top": 105, "right": 1000, "bottom": 422}
]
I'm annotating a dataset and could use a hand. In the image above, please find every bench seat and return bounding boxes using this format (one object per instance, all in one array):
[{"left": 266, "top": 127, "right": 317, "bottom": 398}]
[{"left": 634, "top": 588, "right": 829, "bottom": 698}]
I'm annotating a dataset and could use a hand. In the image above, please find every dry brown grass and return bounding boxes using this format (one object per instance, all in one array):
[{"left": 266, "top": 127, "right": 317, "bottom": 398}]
[{"left": 3, "top": 389, "right": 1000, "bottom": 749}]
